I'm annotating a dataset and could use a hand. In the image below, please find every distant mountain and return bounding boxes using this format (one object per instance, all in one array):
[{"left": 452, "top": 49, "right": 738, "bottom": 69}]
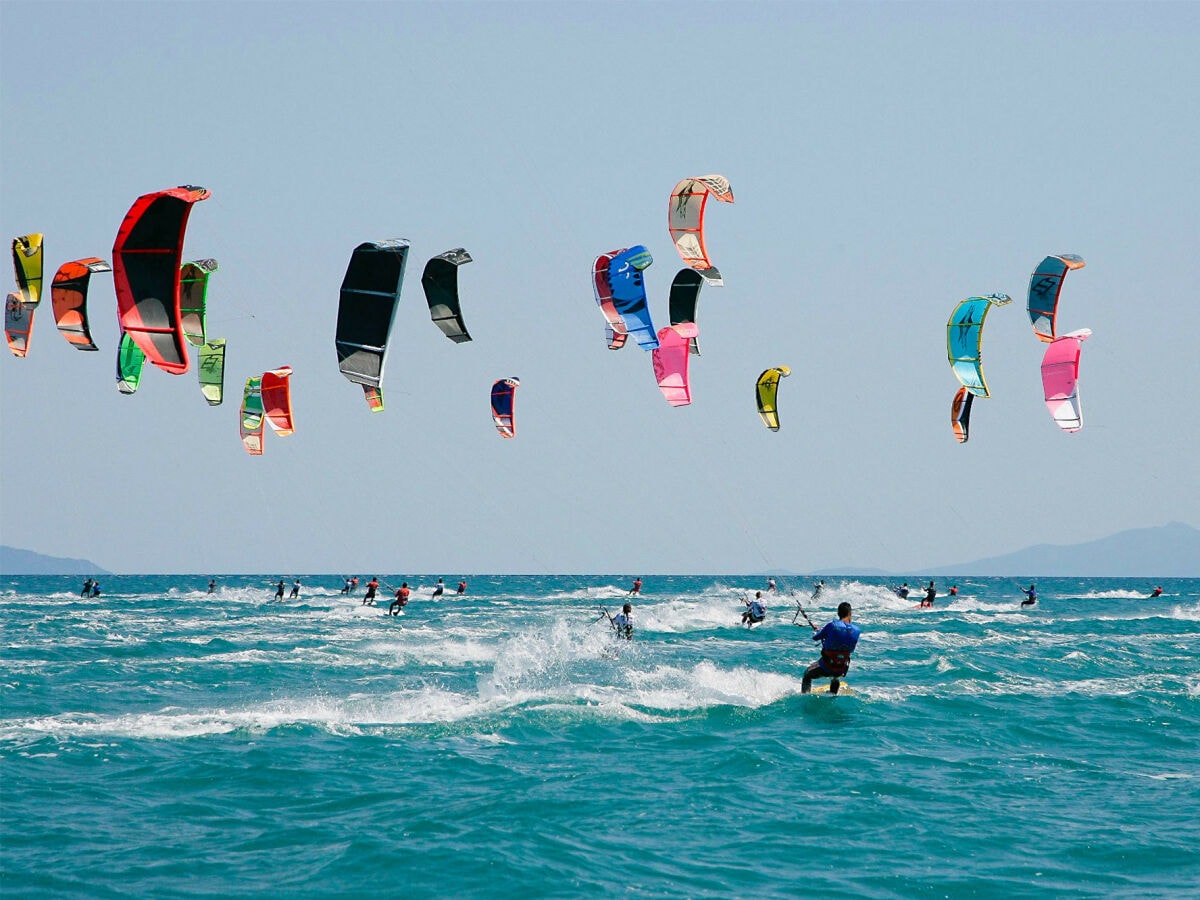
[
  {"left": 0, "top": 546, "right": 110, "bottom": 576},
  {"left": 918, "top": 522, "right": 1199, "bottom": 577}
]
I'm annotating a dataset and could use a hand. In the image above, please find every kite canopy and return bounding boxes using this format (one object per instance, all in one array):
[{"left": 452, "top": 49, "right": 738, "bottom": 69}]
[
  {"left": 51, "top": 258, "right": 111, "bottom": 351},
  {"left": 4, "top": 292, "right": 34, "bottom": 357},
  {"left": 947, "top": 293, "right": 1012, "bottom": 398},
  {"left": 198, "top": 340, "right": 225, "bottom": 406},
  {"left": 668, "top": 268, "right": 704, "bottom": 356},
  {"left": 422, "top": 248, "right": 473, "bottom": 343},
  {"left": 116, "top": 332, "right": 146, "bottom": 394},
  {"left": 652, "top": 323, "right": 698, "bottom": 407},
  {"left": 112, "top": 186, "right": 211, "bottom": 375},
  {"left": 592, "top": 249, "right": 628, "bottom": 350},
  {"left": 261, "top": 366, "right": 295, "bottom": 436},
  {"left": 1027, "top": 254, "right": 1085, "bottom": 343},
  {"left": 607, "top": 246, "right": 659, "bottom": 351},
  {"left": 179, "top": 258, "right": 218, "bottom": 348},
  {"left": 336, "top": 240, "right": 410, "bottom": 412},
  {"left": 239, "top": 376, "right": 265, "bottom": 455},
  {"left": 6, "top": 234, "right": 44, "bottom": 357},
  {"left": 755, "top": 366, "right": 791, "bottom": 431},
  {"left": 668, "top": 175, "right": 734, "bottom": 285},
  {"left": 1041, "top": 328, "right": 1091, "bottom": 433},
  {"left": 491, "top": 377, "right": 519, "bottom": 439},
  {"left": 951, "top": 386, "right": 974, "bottom": 444},
  {"left": 12, "top": 234, "right": 44, "bottom": 306}
]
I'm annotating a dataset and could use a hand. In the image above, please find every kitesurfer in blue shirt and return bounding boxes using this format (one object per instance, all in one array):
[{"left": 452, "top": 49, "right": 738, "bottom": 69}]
[
  {"left": 802, "top": 602, "right": 860, "bottom": 695},
  {"left": 742, "top": 591, "right": 767, "bottom": 626},
  {"left": 1020, "top": 584, "right": 1037, "bottom": 607},
  {"left": 90, "top": 581, "right": 101, "bottom": 598},
  {"left": 274, "top": 579, "right": 285, "bottom": 601}
]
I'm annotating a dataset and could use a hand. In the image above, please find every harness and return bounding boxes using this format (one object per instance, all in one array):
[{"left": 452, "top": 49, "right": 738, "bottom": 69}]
[{"left": 820, "top": 648, "right": 851, "bottom": 677}]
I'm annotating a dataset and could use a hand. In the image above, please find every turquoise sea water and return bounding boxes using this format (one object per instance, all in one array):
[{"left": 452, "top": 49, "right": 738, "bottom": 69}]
[{"left": 2, "top": 574, "right": 1198, "bottom": 898}]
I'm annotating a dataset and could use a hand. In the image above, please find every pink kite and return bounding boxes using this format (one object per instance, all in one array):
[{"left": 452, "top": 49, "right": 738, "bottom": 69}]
[
  {"left": 651, "top": 323, "right": 699, "bottom": 407},
  {"left": 1040, "top": 328, "right": 1091, "bottom": 433}
]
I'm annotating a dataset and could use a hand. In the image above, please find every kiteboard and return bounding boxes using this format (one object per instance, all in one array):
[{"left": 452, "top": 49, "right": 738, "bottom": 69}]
[{"left": 810, "top": 683, "right": 855, "bottom": 696}]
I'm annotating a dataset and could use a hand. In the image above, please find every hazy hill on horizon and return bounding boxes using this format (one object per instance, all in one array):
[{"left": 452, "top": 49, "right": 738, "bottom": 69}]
[
  {"left": 0, "top": 546, "right": 111, "bottom": 576},
  {"left": 914, "top": 521, "right": 1198, "bottom": 577}
]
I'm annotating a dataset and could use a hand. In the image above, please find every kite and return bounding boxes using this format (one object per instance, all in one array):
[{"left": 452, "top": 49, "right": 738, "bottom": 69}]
[
  {"left": 51, "top": 258, "right": 111, "bottom": 351},
  {"left": 239, "top": 375, "right": 265, "bottom": 455},
  {"left": 607, "top": 246, "right": 658, "bottom": 350},
  {"left": 116, "top": 332, "right": 146, "bottom": 395},
  {"left": 592, "top": 249, "right": 628, "bottom": 350},
  {"left": 668, "top": 268, "right": 704, "bottom": 356},
  {"left": 651, "top": 324, "right": 698, "bottom": 407},
  {"left": 198, "top": 340, "right": 226, "bottom": 406},
  {"left": 1041, "top": 329, "right": 1092, "bottom": 433},
  {"left": 261, "top": 366, "right": 295, "bottom": 436},
  {"left": 1027, "top": 254, "right": 1085, "bottom": 343},
  {"left": 668, "top": 175, "right": 734, "bottom": 285},
  {"left": 336, "top": 240, "right": 409, "bottom": 412},
  {"left": 491, "top": 378, "right": 520, "bottom": 438},
  {"left": 422, "top": 248, "right": 473, "bottom": 343},
  {"left": 755, "top": 367, "right": 791, "bottom": 431},
  {"left": 950, "top": 386, "right": 974, "bottom": 444},
  {"left": 947, "top": 293, "right": 1012, "bottom": 398},
  {"left": 112, "top": 186, "right": 211, "bottom": 374},
  {"left": 179, "top": 258, "right": 218, "bottom": 348}
]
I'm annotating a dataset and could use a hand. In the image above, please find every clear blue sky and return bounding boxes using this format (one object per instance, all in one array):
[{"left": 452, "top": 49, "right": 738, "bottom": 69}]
[{"left": 2, "top": 1, "right": 1197, "bottom": 575}]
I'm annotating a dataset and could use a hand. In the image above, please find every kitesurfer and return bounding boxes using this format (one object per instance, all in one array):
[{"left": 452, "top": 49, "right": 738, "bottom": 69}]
[
  {"left": 919, "top": 581, "right": 936, "bottom": 608},
  {"left": 208, "top": 579, "right": 216, "bottom": 594},
  {"left": 432, "top": 578, "right": 445, "bottom": 600},
  {"left": 80, "top": 578, "right": 93, "bottom": 598},
  {"left": 742, "top": 592, "right": 767, "bottom": 626},
  {"left": 90, "top": 582, "right": 101, "bottom": 598},
  {"left": 1020, "top": 584, "right": 1037, "bottom": 607},
  {"left": 1149, "top": 586, "right": 1164, "bottom": 598},
  {"left": 812, "top": 579, "right": 825, "bottom": 601},
  {"left": 801, "top": 602, "right": 860, "bottom": 695},
  {"left": 351, "top": 576, "right": 359, "bottom": 592},
  {"left": 341, "top": 578, "right": 352, "bottom": 595},
  {"left": 274, "top": 579, "right": 285, "bottom": 601},
  {"left": 609, "top": 602, "right": 634, "bottom": 639},
  {"left": 389, "top": 583, "right": 410, "bottom": 616},
  {"left": 949, "top": 585, "right": 959, "bottom": 597},
  {"left": 628, "top": 578, "right": 642, "bottom": 597},
  {"left": 767, "top": 577, "right": 777, "bottom": 593},
  {"left": 289, "top": 580, "right": 301, "bottom": 599},
  {"left": 362, "top": 578, "right": 379, "bottom": 606},
  {"left": 457, "top": 580, "right": 467, "bottom": 595},
  {"left": 895, "top": 583, "right": 910, "bottom": 601}
]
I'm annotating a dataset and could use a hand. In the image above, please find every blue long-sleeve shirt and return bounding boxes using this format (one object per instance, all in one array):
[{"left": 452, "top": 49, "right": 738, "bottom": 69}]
[{"left": 813, "top": 619, "right": 860, "bottom": 654}]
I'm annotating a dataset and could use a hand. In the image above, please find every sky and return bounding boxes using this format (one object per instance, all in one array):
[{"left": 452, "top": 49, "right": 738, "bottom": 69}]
[{"left": 1, "top": 1, "right": 1197, "bottom": 576}]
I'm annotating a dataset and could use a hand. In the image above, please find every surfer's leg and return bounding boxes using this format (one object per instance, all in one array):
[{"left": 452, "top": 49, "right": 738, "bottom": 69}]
[
  {"left": 829, "top": 678, "right": 840, "bottom": 695},
  {"left": 801, "top": 661, "right": 823, "bottom": 694}
]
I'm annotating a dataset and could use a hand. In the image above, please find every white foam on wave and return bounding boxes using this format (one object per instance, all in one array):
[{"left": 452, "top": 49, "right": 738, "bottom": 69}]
[
  {"left": 1170, "top": 601, "right": 1200, "bottom": 622},
  {"left": 626, "top": 660, "right": 805, "bottom": 710}
]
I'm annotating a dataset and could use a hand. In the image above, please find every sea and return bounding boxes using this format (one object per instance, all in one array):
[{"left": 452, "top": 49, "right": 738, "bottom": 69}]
[{"left": 2, "top": 574, "right": 1197, "bottom": 898}]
